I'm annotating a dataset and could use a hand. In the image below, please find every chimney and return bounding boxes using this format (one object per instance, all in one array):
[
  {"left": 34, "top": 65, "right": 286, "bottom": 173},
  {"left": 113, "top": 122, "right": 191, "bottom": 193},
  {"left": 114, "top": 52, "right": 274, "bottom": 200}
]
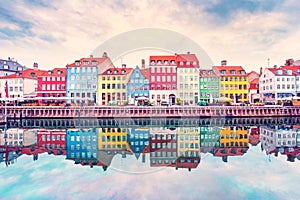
[
  {"left": 141, "top": 59, "right": 145, "bottom": 69},
  {"left": 90, "top": 55, "right": 93, "bottom": 58},
  {"left": 187, "top": 51, "right": 190, "bottom": 54},
  {"left": 122, "top": 64, "right": 126, "bottom": 68},
  {"left": 33, "top": 62, "right": 38, "bottom": 69},
  {"left": 260, "top": 67, "right": 263, "bottom": 76},
  {"left": 103, "top": 52, "right": 107, "bottom": 58},
  {"left": 285, "top": 58, "right": 294, "bottom": 66},
  {"left": 221, "top": 60, "right": 227, "bottom": 66}
]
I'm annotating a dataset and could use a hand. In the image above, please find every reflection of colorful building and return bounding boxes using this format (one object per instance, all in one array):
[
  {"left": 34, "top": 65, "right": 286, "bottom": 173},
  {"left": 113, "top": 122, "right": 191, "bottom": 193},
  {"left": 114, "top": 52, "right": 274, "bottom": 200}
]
[
  {"left": 0, "top": 128, "right": 24, "bottom": 146},
  {"left": 260, "top": 125, "right": 297, "bottom": 154},
  {"left": 38, "top": 129, "right": 66, "bottom": 151},
  {"left": 176, "top": 127, "right": 201, "bottom": 171},
  {"left": 127, "top": 128, "right": 150, "bottom": 161},
  {"left": 248, "top": 126, "right": 260, "bottom": 146},
  {"left": 200, "top": 126, "right": 220, "bottom": 153},
  {"left": 66, "top": 128, "right": 98, "bottom": 167},
  {"left": 150, "top": 127, "right": 177, "bottom": 167},
  {"left": 219, "top": 126, "right": 248, "bottom": 148},
  {"left": 212, "top": 126, "right": 249, "bottom": 162}
]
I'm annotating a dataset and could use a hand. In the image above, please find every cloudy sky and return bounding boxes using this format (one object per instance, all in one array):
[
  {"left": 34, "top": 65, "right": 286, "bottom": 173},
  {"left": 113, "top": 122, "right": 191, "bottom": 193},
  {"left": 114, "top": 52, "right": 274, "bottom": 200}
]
[{"left": 0, "top": 0, "right": 299, "bottom": 72}]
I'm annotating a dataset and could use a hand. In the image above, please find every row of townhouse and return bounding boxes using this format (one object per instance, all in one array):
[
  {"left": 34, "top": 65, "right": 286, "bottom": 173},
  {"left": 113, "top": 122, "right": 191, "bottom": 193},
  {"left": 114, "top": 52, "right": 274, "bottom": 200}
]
[{"left": 1, "top": 53, "right": 299, "bottom": 105}]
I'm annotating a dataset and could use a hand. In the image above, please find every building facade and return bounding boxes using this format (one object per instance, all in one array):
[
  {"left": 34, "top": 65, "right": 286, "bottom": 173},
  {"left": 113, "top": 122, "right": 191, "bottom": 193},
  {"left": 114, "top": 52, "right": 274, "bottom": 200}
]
[
  {"left": 149, "top": 55, "right": 177, "bottom": 105},
  {"left": 127, "top": 66, "right": 150, "bottom": 105},
  {"left": 66, "top": 57, "right": 103, "bottom": 104},
  {"left": 199, "top": 69, "right": 219, "bottom": 103},
  {"left": 37, "top": 68, "right": 66, "bottom": 104},
  {"left": 176, "top": 53, "right": 200, "bottom": 105},
  {"left": 98, "top": 66, "right": 133, "bottom": 105},
  {"left": 213, "top": 61, "right": 248, "bottom": 103}
]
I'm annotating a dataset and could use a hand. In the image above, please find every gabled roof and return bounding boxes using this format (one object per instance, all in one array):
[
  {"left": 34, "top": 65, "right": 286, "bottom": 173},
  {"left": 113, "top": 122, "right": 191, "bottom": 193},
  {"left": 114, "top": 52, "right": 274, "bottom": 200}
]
[
  {"left": 0, "top": 58, "right": 27, "bottom": 72},
  {"left": 0, "top": 68, "right": 47, "bottom": 79},
  {"left": 176, "top": 53, "right": 199, "bottom": 68},
  {"left": 213, "top": 66, "right": 246, "bottom": 76},
  {"left": 66, "top": 57, "right": 108, "bottom": 67},
  {"left": 199, "top": 69, "right": 218, "bottom": 77},
  {"left": 101, "top": 67, "right": 133, "bottom": 75},
  {"left": 140, "top": 68, "right": 150, "bottom": 79},
  {"left": 266, "top": 66, "right": 300, "bottom": 76},
  {"left": 149, "top": 55, "right": 177, "bottom": 66},
  {"left": 39, "top": 68, "right": 66, "bottom": 77}
]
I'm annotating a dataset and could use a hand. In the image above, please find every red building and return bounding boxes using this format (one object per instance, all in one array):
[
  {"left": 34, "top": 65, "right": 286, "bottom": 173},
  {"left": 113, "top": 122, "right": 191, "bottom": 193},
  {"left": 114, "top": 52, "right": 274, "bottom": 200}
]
[
  {"left": 149, "top": 55, "right": 177, "bottom": 105},
  {"left": 37, "top": 68, "right": 66, "bottom": 105}
]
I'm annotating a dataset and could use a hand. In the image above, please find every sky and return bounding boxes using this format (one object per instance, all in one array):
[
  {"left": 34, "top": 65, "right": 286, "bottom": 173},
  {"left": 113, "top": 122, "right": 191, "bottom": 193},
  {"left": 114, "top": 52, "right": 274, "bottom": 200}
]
[{"left": 0, "top": 0, "right": 300, "bottom": 73}]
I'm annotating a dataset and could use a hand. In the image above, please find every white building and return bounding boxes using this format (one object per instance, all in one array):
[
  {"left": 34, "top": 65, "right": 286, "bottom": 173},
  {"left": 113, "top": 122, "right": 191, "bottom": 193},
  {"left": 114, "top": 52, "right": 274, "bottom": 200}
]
[
  {"left": 259, "top": 65, "right": 300, "bottom": 102},
  {"left": 0, "top": 69, "right": 46, "bottom": 99}
]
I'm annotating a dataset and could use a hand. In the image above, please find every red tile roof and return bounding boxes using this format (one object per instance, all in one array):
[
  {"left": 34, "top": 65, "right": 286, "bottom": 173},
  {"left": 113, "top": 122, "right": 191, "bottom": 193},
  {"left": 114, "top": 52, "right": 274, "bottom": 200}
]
[
  {"left": 0, "top": 68, "right": 47, "bottom": 79},
  {"left": 213, "top": 66, "right": 246, "bottom": 76},
  {"left": 267, "top": 66, "right": 300, "bottom": 76},
  {"left": 101, "top": 67, "right": 133, "bottom": 75},
  {"left": 149, "top": 55, "right": 177, "bottom": 65},
  {"left": 39, "top": 68, "right": 66, "bottom": 77},
  {"left": 66, "top": 57, "right": 109, "bottom": 67},
  {"left": 176, "top": 53, "right": 199, "bottom": 67},
  {"left": 199, "top": 69, "right": 218, "bottom": 77},
  {"left": 140, "top": 68, "right": 150, "bottom": 79}
]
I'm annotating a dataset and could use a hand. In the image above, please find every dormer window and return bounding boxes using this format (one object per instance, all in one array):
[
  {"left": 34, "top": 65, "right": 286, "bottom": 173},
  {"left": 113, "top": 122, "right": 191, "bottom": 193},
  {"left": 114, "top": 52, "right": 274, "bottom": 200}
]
[
  {"left": 114, "top": 70, "right": 118, "bottom": 74},
  {"left": 157, "top": 60, "right": 162, "bottom": 65},
  {"left": 230, "top": 70, "right": 236, "bottom": 74},
  {"left": 3, "top": 61, "right": 6, "bottom": 64},
  {"left": 92, "top": 60, "right": 97, "bottom": 65},
  {"left": 150, "top": 60, "right": 155, "bottom": 65},
  {"left": 180, "top": 61, "right": 184, "bottom": 66},
  {"left": 48, "top": 70, "right": 52, "bottom": 75},
  {"left": 30, "top": 72, "right": 35, "bottom": 77},
  {"left": 208, "top": 70, "right": 212, "bottom": 75},
  {"left": 83, "top": 60, "right": 89, "bottom": 65},
  {"left": 202, "top": 71, "right": 206, "bottom": 75},
  {"left": 164, "top": 60, "right": 168, "bottom": 65},
  {"left": 75, "top": 61, "right": 80, "bottom": 66},
  {"left": 240, "top": 70, "right": 245, "bottom": 75},
  {"left": 276, "top": 70, "right": 282, "bottom": 75},
  {"left": 221, "top": 70, "right": 226, "bottom": 74},
  {"left": 286, "top": 70, "right": 292, "bottom": 75},
  {"left": 193, "top": 61, "right": 197, "bottom": 66},
  {"left": 171, "top": 60, "right": 175, "bottom": 65},
  {"left": 58, "top": 70, "right": 62, "bottom": 75},
  {"left": 107, "top": 70, "right": 111, "bottom": 74},
  {"left": 186, "top": 61, "right": 190, "bottom": 65},
  {"left": 17, "top": 67, "right": 22, "bottom": 71},
  {"left": 122, "top": 70, "right": 125, "bottom": 74},
  {"left": 3, "top": 65, "right": 9, "bottom": 69}
]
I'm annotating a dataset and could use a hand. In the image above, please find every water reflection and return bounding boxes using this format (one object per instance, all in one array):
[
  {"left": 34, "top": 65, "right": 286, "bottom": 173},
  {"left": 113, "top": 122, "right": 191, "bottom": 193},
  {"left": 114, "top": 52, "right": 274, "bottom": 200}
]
[{"left": 1, "top": 119, "right": 300, "bottom": 172}]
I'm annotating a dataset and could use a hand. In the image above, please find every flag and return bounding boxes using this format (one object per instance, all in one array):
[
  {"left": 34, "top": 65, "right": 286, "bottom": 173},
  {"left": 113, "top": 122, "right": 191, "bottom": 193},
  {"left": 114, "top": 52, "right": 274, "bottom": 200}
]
[{"left": 5, "top": 81, "right": 9, "bottom": 98}]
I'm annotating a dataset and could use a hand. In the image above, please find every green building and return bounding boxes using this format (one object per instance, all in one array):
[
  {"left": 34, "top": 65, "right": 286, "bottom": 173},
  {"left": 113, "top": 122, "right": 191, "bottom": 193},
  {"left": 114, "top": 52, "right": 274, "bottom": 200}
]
[
  {"left": 200, "top": 126, "right": 220, "bottom": 153},
  {"left": 199, "top": 69, "right": 220, "bottom": 103}
]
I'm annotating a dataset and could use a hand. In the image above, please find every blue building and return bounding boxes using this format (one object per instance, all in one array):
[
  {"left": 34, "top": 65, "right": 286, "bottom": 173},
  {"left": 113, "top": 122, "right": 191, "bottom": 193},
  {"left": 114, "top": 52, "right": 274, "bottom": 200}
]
[
  {"left": 127, "top": 127, "right": 150, "bottom": 161},
  {"left": 127, "top": 66, "right": 150, "bottom": 105},
  {"left": 66, "top": 128, "right": 98, "bottom": 167},
  {"left": 66, "top": 54, "right": 113, "bottom": 105}
]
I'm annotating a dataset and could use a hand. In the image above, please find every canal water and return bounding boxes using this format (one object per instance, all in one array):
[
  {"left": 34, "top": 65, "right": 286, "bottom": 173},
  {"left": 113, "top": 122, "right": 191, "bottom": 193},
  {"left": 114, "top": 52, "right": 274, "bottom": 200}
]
[{"left": 0, "top": 118, "right": 299, "bottom": 199}]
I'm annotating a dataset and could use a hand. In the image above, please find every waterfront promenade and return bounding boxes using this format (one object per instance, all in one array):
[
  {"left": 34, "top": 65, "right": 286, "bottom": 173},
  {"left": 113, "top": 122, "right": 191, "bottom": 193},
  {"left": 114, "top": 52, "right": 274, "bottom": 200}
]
[{"left": 1, "top": 105, "right": 300, "bottom": 119}]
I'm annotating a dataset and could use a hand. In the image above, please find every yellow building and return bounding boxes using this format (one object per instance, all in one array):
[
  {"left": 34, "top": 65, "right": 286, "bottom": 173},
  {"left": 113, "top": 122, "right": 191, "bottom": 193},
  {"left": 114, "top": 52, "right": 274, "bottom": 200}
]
[
  {"left": 177, "top": 127, "right": 201, "bottom": 158},
  {"left": 219, "top": 126, "right": 248, "bottom": 148},
  {"left": 213, "top": 61, "right": 248, "bottom": 103},
  {"left": 98, "top": 127, "right": 127, "bottom": 152},
  {"left": 98, "top": 67, "right": 133, "bottom": 105}
]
